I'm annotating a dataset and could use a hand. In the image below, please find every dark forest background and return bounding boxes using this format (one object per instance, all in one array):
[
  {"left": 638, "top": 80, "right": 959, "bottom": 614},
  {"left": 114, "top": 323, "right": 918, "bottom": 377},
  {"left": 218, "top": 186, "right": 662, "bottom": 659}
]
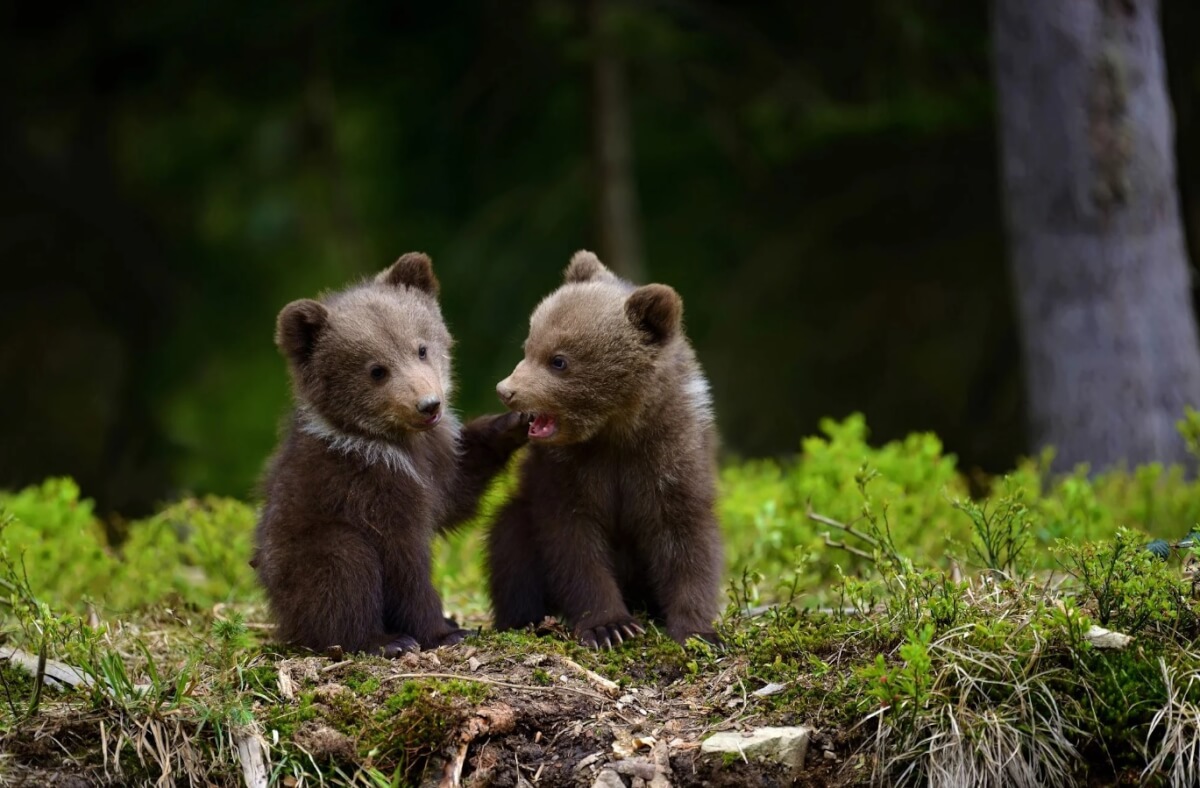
[{"left": 4, "top": 1, "right": 1200, "bottom": 516}]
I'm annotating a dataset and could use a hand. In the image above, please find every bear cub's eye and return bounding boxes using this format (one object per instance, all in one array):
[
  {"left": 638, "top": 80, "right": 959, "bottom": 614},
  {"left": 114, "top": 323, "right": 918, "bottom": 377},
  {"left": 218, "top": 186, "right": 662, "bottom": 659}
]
[
  {"left": 550, "top": 355, "right": 568, "bottom": 371},
  {"left": 418, "top": 345, "right": 428, "bottom": 360},
  {"left": 369, "top": 365, "right": 389, "bottom": 382}
]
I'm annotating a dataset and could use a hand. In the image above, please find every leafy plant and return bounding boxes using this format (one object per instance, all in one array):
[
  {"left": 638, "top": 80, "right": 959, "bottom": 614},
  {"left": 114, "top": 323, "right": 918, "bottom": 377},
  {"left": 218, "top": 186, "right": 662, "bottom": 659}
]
[{"left": 1055, "top": 527, "right": 1195, "bottom": 635}]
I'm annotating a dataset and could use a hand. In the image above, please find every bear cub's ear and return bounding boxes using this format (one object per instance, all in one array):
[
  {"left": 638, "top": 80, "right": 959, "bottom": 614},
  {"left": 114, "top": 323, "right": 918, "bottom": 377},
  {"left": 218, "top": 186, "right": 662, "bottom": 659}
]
[
  {"left": 564, "top": 250, "right": 615, "bottom": 283},
  {"left": 625, "top": 284, "right": 682, "bottom": 345},
  {"left": 276, "top": 299, "right": 330, "bottom": 365},
  {"left": 378, "top": 252, "right": 439, "bottom": 296}
]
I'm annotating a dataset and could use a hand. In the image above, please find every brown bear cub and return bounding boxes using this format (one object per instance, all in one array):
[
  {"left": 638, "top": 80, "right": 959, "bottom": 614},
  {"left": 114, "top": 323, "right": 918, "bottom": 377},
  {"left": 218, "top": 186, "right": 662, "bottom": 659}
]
[
  {"left": 254, "top": 253, "right": 529, "bottom": 657},
  {"left": 488, "top": 251, "right": 724, "bottom": 649}
]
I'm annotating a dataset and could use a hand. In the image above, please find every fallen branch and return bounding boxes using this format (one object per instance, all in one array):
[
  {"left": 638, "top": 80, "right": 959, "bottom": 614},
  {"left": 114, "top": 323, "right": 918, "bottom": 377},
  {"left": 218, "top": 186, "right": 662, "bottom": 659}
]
[
  {"left": 439, "top": 742, "right": 469, "bottom": 788},
  {"left": 560, "top": 657, "right": 620, "bottom": 696},
  {"left": 1, "top": 646, "right": 93, "bottom": 689}
]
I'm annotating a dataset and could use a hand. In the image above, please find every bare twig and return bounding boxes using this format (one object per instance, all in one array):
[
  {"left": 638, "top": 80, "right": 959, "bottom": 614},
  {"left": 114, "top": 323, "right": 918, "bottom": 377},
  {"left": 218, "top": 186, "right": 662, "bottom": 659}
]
[
  {"left": 806, "top": 503, "right": 880, "bottom": 548},
  {"left": 560, "top": 657, "right": 620, "bottom": 696},
  {"left": 25, "top": 640, "right": 47, "bottom": 717},
  {"left": 822, "top": 533, "right": 875, "bottom": 561}
]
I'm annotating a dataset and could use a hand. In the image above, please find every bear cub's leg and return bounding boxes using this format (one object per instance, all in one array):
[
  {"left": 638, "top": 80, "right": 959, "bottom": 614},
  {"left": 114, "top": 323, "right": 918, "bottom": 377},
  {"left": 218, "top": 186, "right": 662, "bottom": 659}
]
[
  {"left": 268, "top": 536, "right": 426, "bottom": 656},
  {"left": 486, "top": 498, "right": 549, "bottom": 631}
]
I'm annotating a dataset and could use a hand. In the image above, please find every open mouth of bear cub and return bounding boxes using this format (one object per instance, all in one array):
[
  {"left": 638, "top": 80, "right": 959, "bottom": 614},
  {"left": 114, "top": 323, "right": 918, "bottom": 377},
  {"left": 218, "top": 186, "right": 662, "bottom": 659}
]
[{"left": 528, "top": 413, "right": 558, "bottom": 440}]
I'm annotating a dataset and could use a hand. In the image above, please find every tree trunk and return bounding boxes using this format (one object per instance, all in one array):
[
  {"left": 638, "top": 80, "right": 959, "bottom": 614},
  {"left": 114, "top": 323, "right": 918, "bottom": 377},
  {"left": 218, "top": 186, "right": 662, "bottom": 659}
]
[
  {"left": 992, "top": 0, "right": 1200, "bottom": 472},
  {"left": 588, "top": 0, "right": 646, "bottom": 282}
]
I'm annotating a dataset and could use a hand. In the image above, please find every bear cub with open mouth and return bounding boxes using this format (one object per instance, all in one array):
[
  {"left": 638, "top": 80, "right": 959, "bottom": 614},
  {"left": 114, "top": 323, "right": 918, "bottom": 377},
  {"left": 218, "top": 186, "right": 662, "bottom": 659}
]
[
  {"left": 254, "top": 253, "right": 529, "bottom": 657},
  {"left": 489, "top": 251, "right": 724, "bottom": 648}
]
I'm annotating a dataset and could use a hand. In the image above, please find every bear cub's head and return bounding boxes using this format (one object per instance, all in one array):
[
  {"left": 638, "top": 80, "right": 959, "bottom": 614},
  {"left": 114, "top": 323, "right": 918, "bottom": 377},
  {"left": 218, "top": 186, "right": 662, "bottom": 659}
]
[
  {"left": 496, "top": 250, "right": 683, "bottom": 445},
  {"left": 276, "top": 252, "right": 453, "bottom": 442}
]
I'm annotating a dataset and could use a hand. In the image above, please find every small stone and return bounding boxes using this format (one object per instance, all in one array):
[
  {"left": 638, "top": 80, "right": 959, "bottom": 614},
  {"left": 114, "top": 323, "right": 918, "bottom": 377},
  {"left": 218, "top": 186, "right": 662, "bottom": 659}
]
[
  {"left": 613, "top": 759, "right": 657, "bottom": 780},
  {"left": 752, "top": 682, "right": 787, "bottom": 698},
  {"left": 701, "top": 726, "right": 812, "bottom": 776},
  {"left": 591, "top": 769, "right": 625, "bottom": 788},
  {"left": 468, "top": 656, "right": 483, "bottom": 672},
  {"left": 1085, "top": 625, "right": 1132, "bottom": 649},
  {"left": 823, "top": 749, "right": 838, "bottom": 761},
  {"left": 574, "top": 752, "right": 604, "bottom": 772}
]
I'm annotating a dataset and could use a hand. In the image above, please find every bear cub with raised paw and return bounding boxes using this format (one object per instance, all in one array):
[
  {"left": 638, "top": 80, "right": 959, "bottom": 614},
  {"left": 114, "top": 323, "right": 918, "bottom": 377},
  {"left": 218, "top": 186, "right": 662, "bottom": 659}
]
[
  {"left": 488, "top": 251, "right": 724, "bottom": 649},
  {"left": 254, "top": 253, "right": 529, "bottom": 657}
]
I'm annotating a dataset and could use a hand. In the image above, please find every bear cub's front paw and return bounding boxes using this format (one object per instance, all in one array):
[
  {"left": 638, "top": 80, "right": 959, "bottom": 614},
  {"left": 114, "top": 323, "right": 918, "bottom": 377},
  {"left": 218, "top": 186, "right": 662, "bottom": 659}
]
[
  {"left": 577, "top": 618, "right": 645, "bottom": 650},
  {"left": 493, "top": 411, "right": 534, "bottom": 446},
  {"left": 378, "top": 634, "right": 420, "bottom": 658}
]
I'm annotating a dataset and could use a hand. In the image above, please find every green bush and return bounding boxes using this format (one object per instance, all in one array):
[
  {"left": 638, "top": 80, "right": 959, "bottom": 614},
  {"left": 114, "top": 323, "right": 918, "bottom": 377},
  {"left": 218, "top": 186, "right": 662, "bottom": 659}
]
[
  {"left": 0, "top": 480, "right": 259, "bottom": 613},
  {"left": 114, "top": 497, "right": 259, "bottom": 610},
  {"left": 0, "top": 478, "right": 118, "bottom": 605},
  {"left": 7, "top": 413, "right": 1200, "bottom": 615}
]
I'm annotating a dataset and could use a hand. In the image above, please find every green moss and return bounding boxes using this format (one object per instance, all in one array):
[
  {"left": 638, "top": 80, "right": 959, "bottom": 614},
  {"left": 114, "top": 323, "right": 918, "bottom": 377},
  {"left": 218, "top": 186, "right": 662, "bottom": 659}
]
[
  {"left": 262, "top": 690, "right": 322, "bottom": 740},
  {"left": 344, "top": 670, "right": 382, "bottom": 695},
  {"left": 361, "top": 679, "right": 477, "bottom": 783}
]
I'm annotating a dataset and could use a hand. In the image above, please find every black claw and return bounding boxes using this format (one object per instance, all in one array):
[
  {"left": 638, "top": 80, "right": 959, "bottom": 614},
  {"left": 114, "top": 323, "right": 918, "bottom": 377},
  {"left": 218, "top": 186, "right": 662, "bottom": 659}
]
[{"left": 610, "top": 627, "right": 624, "bottom": 646}]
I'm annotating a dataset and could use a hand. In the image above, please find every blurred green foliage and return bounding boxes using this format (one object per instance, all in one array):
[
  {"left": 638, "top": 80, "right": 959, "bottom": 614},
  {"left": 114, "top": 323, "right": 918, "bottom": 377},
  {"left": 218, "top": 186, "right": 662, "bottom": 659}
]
[{"left": 8, "top": 414, "right": 1200, "bottom": 620}]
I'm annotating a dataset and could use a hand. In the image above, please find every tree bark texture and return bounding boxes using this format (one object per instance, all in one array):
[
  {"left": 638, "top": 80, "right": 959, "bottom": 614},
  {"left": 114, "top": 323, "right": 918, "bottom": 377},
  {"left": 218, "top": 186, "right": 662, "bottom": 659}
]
[
  {"left": 992, "top": 0, "right": 1200, "bottom": 471},
  {"left": 589, "top": 0, "right": 646, "bottom": 282}
]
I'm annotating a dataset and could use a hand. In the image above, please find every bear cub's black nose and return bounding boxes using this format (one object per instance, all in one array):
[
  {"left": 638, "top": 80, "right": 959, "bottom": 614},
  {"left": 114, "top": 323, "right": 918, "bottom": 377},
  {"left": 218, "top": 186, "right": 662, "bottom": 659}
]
[{"left": 417, "top": 396, "right": 442, "bottom": 416}]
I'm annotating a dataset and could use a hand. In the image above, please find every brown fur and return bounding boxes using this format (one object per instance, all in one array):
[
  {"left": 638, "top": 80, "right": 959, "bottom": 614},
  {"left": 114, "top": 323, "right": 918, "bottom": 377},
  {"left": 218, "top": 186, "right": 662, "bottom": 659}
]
[
  {"left": 488, "top": 251, "right": 724, "bottom": 648},
  {"left": 254, "top": 253, "right": 528, "bottom": 656}
]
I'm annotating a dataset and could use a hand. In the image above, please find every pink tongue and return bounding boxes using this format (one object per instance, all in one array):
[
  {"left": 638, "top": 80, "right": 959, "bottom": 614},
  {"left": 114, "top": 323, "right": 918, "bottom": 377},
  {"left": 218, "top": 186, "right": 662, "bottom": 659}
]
[{"left": 530, "top": 414, "right": 557, "bottom": 438}]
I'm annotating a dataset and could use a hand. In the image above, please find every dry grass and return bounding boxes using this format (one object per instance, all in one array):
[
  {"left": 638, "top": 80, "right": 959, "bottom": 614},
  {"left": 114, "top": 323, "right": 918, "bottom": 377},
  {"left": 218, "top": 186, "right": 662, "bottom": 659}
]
[
  {"left": 867, "top": 654, "right": 1082, "bottom": 787},
  {"left": 1144, "top": 657, "right": 1200, "bottom": 788}
]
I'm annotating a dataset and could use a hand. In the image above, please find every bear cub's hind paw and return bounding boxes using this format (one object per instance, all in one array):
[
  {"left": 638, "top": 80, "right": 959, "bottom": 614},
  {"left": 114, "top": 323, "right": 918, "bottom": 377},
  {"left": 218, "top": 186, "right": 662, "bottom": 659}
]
[{"left": 436, "top": 628, "right": 474, "bottom": 648}]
